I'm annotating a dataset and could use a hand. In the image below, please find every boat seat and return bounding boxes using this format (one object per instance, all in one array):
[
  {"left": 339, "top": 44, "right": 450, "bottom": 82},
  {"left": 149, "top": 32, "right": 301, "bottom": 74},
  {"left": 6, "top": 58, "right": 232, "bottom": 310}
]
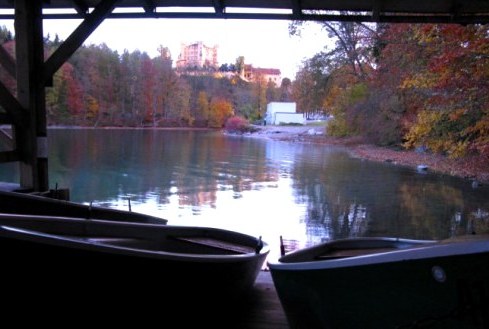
[
  {"left": 171, "top": 236, "right": 254, "bottom": 254},
  {"left": 315, "top": 247, "right": 397, "bottom": 260}
]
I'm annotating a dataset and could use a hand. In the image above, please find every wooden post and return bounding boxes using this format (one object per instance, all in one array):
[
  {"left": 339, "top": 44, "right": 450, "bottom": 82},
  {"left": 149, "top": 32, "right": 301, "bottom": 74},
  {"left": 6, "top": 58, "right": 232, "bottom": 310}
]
[{"left": 14, "top": 0, "right": 48, "bottom": 192}]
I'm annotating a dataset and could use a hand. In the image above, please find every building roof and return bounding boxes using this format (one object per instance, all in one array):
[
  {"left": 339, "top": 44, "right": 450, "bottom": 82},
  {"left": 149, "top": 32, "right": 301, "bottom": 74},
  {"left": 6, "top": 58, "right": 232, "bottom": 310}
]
[
  {"left": 0, "top": 0, "right": 488, "bottom": 24},
  {"left": 245, "top": 65, "right": 281, "bottom": 76}
]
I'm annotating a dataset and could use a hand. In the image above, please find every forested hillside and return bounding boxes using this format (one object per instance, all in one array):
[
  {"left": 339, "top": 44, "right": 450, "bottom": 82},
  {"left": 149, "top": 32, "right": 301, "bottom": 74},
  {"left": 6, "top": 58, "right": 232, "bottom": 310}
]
[{"left": 0, "top": 26, "right": 291, "bottom": 129}]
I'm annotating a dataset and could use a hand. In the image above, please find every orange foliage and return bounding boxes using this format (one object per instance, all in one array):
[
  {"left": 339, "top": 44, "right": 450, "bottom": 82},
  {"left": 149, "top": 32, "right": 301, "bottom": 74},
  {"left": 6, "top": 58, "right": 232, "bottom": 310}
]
[{"left": 208, "top": 98, "right": 234, "bottom": 128}]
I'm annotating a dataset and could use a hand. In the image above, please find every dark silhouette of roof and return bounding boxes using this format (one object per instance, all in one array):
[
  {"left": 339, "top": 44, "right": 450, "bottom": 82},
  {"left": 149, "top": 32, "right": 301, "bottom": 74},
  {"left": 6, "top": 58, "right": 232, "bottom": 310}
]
[{"left": 0, "top": 0, "right": 488, "bottom": 24}]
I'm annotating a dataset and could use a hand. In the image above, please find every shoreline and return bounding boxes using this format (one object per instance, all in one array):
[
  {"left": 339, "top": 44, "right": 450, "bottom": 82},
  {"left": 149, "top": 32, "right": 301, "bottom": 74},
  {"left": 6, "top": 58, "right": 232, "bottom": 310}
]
[{"left": 246, "top": 125, "right": 489, "bottom": 186}]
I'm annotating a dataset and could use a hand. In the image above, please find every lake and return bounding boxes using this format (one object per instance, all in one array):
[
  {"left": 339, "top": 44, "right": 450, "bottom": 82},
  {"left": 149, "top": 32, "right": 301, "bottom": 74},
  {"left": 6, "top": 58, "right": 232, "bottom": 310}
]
[{"left": 1, "top": 128, "right": 488, "bottom": 261}]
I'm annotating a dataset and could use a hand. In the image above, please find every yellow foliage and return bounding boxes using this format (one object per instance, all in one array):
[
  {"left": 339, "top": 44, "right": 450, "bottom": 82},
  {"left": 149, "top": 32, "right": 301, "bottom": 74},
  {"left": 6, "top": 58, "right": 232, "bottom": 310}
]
[
  {"left": 403, "top": 110, "right": 472, "bottom": 158},
  {"left": 85, "top": 95, "right": 99, "bottom": 120},
  {"left": 400, "top": 73, "right": 437, "bottom": 89},
  {"left": 208, "top": 98, "right": 234, "bottom": 128},
  {"left": 403, "top": 110, "right": 442, "bottom": 149}
]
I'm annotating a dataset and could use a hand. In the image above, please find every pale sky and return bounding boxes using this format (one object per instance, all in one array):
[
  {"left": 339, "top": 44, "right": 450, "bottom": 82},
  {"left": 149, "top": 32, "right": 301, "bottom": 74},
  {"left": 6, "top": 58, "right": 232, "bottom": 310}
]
[{"left": 0, "top": 17, "right": 330, "bottom": 79}]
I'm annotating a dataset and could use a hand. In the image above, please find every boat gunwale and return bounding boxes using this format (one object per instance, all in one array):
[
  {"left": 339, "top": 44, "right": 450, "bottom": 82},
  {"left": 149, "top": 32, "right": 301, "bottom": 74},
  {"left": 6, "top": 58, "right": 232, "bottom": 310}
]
[
  {"left": 0, "top": 214, "right": 270, "bottom": 262},
  {"left": 0, "top": 190, "right": 168, "bottom": 224},
  {"left": 267, "top": 236, "right": 489, "bottom": 271}
]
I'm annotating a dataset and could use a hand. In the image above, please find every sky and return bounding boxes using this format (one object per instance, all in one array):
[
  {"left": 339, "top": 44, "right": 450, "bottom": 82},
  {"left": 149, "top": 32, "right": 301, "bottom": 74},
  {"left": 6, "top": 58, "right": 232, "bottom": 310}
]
[{"left": 0, "top": 17, "right": 330, "bottom": 79}]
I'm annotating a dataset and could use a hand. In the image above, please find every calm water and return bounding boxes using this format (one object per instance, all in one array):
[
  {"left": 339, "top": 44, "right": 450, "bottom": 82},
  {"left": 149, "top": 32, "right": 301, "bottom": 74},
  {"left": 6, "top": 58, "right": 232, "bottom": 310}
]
[{"left": 1, "top": 128, "right": 488, "bottom": 261}]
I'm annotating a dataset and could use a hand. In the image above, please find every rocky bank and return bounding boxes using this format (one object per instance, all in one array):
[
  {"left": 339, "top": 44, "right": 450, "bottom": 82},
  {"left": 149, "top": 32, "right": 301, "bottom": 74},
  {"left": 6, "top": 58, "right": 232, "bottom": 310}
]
[{"left": 246, "top": 125, "right": 489, "bottom": 186}]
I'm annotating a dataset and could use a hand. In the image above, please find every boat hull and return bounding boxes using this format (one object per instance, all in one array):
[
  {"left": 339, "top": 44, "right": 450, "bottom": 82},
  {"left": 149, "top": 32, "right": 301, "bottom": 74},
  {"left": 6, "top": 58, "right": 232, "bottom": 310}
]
[
  {"left": 269, "top": 237, "right": 489, "bottom": 329},
  {"left": 0, "top": 214, "right": 269, "bottom": 324},
  {"left": 0, "top": 190, "right": 168, "bottom": 224},
  {"left": 1, "top": 233, "right": 266, "bottom": 298}
]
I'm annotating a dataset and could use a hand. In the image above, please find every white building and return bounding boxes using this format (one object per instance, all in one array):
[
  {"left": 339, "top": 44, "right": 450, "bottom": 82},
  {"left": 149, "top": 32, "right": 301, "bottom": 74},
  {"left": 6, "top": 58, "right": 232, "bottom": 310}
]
[
  {"left": 265, "top": 102, "right": 305, "bottom": 125},
  {"left": 176, "top": 42, "right": 219, "bottom": 69}
]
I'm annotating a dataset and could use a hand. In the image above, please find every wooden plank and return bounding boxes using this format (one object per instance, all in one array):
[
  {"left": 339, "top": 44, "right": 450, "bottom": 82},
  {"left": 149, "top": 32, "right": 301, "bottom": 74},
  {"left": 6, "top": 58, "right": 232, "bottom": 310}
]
[
  {"left": 173, "top": 236, "right": 255, "bottom": 254},
  {"left": 229, "top": 271, "right": 289, "bottom": 328}
]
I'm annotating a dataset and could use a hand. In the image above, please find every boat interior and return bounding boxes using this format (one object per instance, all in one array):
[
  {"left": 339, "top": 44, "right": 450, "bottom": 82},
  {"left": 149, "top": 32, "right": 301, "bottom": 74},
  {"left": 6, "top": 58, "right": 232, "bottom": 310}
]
[
  {"left": 279, "top": 238, "right": 437, "bottom": 263},
  {"left": 0, "top": 213, "right": 264, "bottom": 256}
]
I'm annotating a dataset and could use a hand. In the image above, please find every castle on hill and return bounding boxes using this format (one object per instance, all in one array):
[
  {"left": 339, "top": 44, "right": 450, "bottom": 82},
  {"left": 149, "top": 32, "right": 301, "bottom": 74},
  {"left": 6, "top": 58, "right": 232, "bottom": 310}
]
[{"left": 175, "top": 41, "right": 282, "bottom": 85}]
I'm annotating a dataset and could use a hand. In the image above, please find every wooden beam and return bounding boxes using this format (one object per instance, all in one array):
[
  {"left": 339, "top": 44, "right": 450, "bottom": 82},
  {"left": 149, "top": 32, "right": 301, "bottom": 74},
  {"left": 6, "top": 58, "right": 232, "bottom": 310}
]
[
  {"left": 73, "top": 0, "right": 89, "bottom": 16},
  {"left": 0, "top": 112, "right": 12, "bottom": 124},
  {"left": 142, "top": 0, "right": 156, "bottom": 14},
  {"left": 0, "top": 127, "right": 13, "bottom": 143},
  {"left": 14, "top": 0, "right": 47, "bottom": 190},
  {"left": 22, "top": 11, "right": 489, "bottom": 25},
  {"left": 0, "top": 44, "right": 16, "bottom": 78},
  {"left": 43, "top": 0, "right": 119, "bottom": 84},
  {"left": 212, "top": 0, "right": 225, "bottom": 14},
  {"left": 372, "top": 0, "right": 381, "bottom": 22},
  {"left": 291, "top": 0, "right": 302, "bottom": 18},
  {"left": 0, "top": 150, "right": 20, "bottom": 162},
  {"left": 0, "top": 80, "right": 28, "bottom": 128}
]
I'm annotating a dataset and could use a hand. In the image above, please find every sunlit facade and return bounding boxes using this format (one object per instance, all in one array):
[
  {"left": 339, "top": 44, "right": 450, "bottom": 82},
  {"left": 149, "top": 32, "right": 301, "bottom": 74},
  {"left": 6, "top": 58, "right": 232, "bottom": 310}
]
[
  {"left": 242, "top": 65, "right": 282, "bottom": 86},
  {"left": 176, "top": 41, "right": 219, "bottom": 69}
]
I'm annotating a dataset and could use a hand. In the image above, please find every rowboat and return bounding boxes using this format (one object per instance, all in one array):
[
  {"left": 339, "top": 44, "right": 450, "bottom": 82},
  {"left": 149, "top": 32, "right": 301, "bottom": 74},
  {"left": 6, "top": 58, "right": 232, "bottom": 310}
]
[
  {"left": 0, "top": 190, "right": 167, "bottom": 224},
  {"left": 0, "top": 212, "right": 269, "bottom": 323},
  {"left": 268, "top": 236, "right": 489, "bottom": 329}
]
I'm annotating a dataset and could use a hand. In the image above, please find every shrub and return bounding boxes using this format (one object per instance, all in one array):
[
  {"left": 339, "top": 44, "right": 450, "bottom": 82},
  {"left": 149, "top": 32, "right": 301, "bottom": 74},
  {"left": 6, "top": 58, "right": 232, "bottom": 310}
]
[{"left": 224, "top": 116, "right": 258, "bottom": 134}]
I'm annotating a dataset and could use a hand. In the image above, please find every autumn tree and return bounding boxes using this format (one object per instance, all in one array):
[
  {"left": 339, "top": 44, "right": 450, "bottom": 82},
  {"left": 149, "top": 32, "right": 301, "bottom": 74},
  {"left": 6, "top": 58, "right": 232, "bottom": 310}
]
[
  {"left": 404, "top": 24, "right": 489, "bottom": 158},
  {"left": 197, "top": 91, "right": 210, "bottom": 122},
  {"left": 250, "top": 74, "right": 267, "bottom": 121},
  {"left": 235, "top": 56, "right": 245, "bottom": 75},
  {"left": 290, "top": 20, "right": 377, "bottom": 134},
  {"left": 292, "top": 53, "right": 331, "bottom": 118},
  {"left": 208, "top": 98, "right": 234, "bottom": 128},
  {"left": 279, "top": 78, "right": 292, "bottom": 101},
  {"left": 141, "top": 55, "right": 155, "bottom": 125}
]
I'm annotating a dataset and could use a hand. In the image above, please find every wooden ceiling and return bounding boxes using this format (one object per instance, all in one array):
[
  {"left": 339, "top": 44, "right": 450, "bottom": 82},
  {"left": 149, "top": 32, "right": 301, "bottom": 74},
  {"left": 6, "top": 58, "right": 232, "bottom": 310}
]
[{"left": 0, "top": 0, "right": 489, "bottom": 24}]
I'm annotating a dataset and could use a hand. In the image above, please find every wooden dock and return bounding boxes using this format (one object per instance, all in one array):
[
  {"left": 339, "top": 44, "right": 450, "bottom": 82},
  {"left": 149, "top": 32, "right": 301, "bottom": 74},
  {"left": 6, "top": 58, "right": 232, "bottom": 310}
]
[
  {"left": 159, "top": 270, "right": 290, "bottom": 328},
  {"left": 231, "top": 270, "right": 290, "bottom": 328}
]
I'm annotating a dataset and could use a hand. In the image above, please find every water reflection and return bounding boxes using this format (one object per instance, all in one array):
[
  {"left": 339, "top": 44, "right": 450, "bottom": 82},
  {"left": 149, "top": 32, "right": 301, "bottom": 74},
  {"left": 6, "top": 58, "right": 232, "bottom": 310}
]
[{"left": 1, "top": 128, "right": 488, "bottom": 260}]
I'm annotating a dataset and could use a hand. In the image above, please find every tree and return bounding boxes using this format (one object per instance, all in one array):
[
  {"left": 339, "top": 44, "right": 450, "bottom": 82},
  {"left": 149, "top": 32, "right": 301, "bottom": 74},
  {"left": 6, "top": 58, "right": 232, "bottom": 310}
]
[
  {"left": 378, "top": 24, "right": 489, "bottom": 158},
  {"left": 208, "top": 98, "right": 234, "bottom": 128},
  {"left": 292, "top": 53, "right": 331, "bottom": 118},
  {"left": 197, "top": 91, "right": 210, "bottom": 122},
  {"left": 290, "top": 19, "right": 378, "bottom": 133},
  {"left": 250, "top": 74, "right": 267, "bottom": 120},
  {"left": 279, "top": 78, "right": 292, "bottom": 101},
  {"left": 0, "top": 25, "right": 13, "bottom": 42},
  {"left": 290, "top": 19, "right": 377, "bottom": 81},
  {"left": 235, "top": 56, "right": 245, "bottom": 75}
]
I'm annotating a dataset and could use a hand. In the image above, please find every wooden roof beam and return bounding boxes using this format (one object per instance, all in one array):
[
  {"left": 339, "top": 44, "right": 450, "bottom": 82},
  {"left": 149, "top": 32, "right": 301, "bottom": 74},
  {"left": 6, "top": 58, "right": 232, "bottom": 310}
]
[
  {"left": 43, "top": 0, "right": 119, "bottom": 84},
  {"left": 213, "top": 0, "right": 225, "bottom": 15},
  {"left": 142, "top": 0, "right": 156, "bottom": 14},
  {"left": 372, "top": 0, "right": 381, "bottom": 22},
  {"left": 0, "top": 150, "right": 19, "bottom": 162},
  {"left": 0, "top": 112, "right": 13, "bottom": 125},
  {"left": 0, "top": 80, "right": 28, "bottom": 128},
  {"left": 291, "top": 0, "right": 302, "bottom": 18},
  {"left": 73, "top": 0, "right": 89, "bottom": 16},
  {"left": 0, "top": 44, "right": 15, "bottom": 78},
  {"left": 0, "top": 127, "right": 17, "bottom": 162}
]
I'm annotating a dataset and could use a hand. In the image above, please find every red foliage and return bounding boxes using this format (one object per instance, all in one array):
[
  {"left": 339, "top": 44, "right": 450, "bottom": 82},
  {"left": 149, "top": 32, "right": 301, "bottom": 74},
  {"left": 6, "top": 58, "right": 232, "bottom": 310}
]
[
  {"left": 224, "top": 116, "right": 253, "bottom": 133},
  {"left": 61, "top": 63, "right": 83, "bottom": 115}
]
